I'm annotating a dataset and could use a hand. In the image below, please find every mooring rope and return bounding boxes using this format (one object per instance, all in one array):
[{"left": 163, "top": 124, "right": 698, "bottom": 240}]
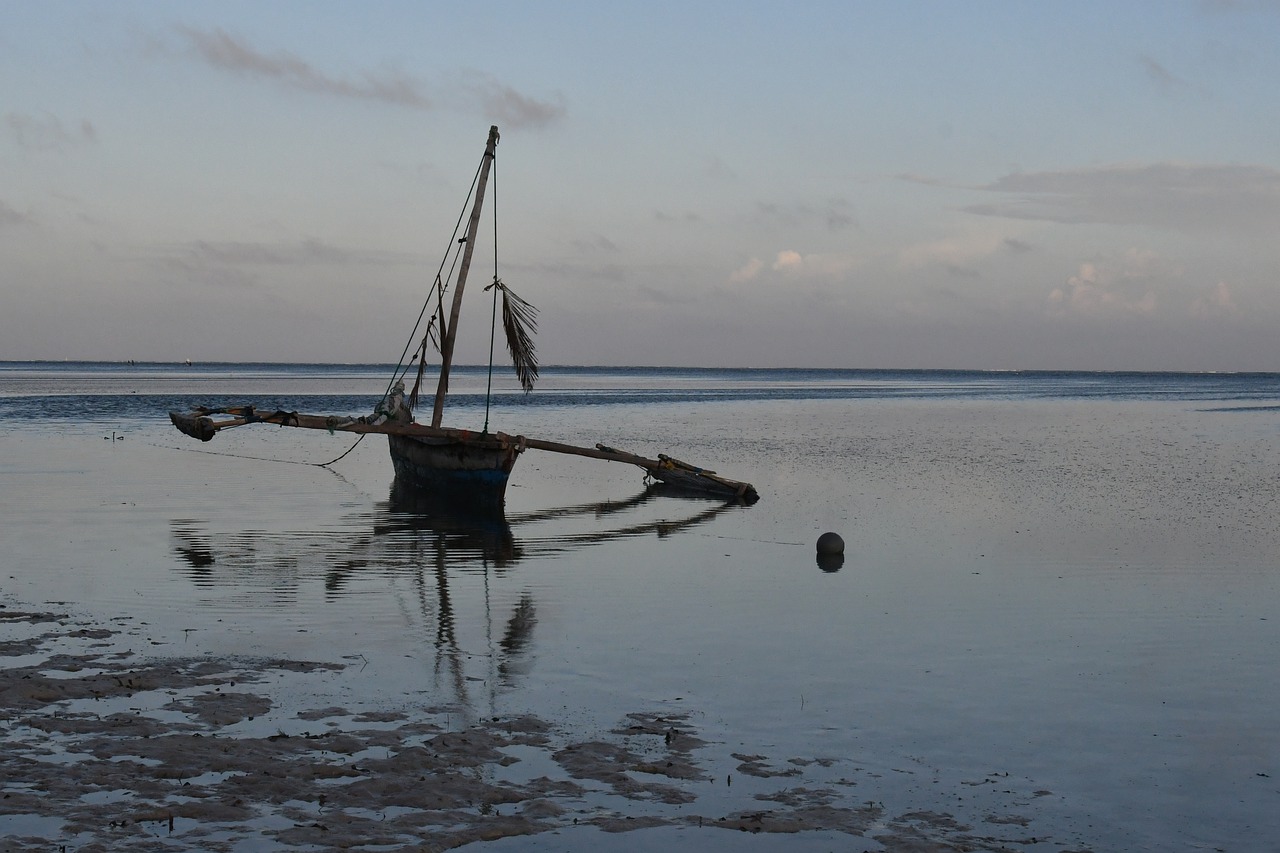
[
  {"left": 313, "top": 433, "right": 366, "bottom": 467},
  {"left": 148, "top": 428, "right": 365, "bottom": 469}
]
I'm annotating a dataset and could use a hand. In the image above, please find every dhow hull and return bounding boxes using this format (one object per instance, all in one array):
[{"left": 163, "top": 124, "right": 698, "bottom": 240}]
[{"left": 387, "top": 432, "right": 523, "bottom": 509}]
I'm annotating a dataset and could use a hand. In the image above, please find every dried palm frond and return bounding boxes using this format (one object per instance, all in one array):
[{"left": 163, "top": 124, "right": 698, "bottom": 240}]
[
  {"left": 428, "top": 308, "right": 444, "bottom": 355},
  {"left": 408, "top": 317, "right": 442, "bottom": 410},
  {"left": 407, "top": 352, "right": 427, "bottom": 412},
  {"left": 497, "top": 280, "right": 539, "bottom": 393}
]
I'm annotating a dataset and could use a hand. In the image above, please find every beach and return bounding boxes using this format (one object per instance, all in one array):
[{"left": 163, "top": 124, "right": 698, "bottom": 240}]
[{"left": 3, "top": 365, "right": 1279, "bottom": 850}]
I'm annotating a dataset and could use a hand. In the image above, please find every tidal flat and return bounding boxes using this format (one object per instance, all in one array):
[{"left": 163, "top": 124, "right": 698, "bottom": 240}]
[{"left": 2, "top": 365, "right": 1279, "bottom": 850}]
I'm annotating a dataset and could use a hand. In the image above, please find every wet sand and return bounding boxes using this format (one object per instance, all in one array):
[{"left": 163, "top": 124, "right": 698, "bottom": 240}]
[{"left": 3, "top": 606, "right": 1069, "bottom": 851}]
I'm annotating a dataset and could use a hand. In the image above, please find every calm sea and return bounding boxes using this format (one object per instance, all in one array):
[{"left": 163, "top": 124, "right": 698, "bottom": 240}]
[
  {"left": 4, "top": 361, "right": 1280, "bottom": 850},
  {"left": 4, "top": 360, "right": 1280, "bottom": 420}
]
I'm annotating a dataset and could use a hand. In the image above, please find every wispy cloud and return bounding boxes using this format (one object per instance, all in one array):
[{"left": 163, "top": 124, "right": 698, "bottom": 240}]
[
  {"left": 157, "top": 256, "right": 260, "bottom": 290},
  {"left": 160, "top": 238, "right": 414, "bottom": 271},
  {"left": 756, "top": 198, "right": 857, "bottom": 232},
  {"left": 967, "top": 163, "right": 1280, "bottom": 234},
  {"left": 5, "top": 112, "right": 96, "bottom": 152},
  {"left": 896, "top": 172, "right": 949, "bottom": 187},
  {"left": 703, "top": 155, "right": 737, "bottom": 181},
  {"left": 468, "top": 73, "right": 566, "bottom": 129},
  {"left": 151, "top": 238, "right": 418, "bottom": 291},
  {"left": 1140, "top": 55, "right": 1189, "bottom": 92},
  {"left": 0, "top": 199, "right": 34, "bottom": 227},
  {"left": 638, "top": 282, "right": 696, "bottom": 305},
  {"left": 503, "top": 258, "right": 628, "bottom": 284},
  {"left": 179, "top": 26, "right": 431, "bottom": 108},
  {"left": 654, "top": 210, "right": 701, "bottom": 223},
  {"left": 175, "top": 27, "right": 565, "bottom": 128},
  {"left": 571, "top": 234, "right": 620, "bottom": 253}
]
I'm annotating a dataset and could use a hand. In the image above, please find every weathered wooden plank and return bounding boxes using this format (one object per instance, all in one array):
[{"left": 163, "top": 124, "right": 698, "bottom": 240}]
[{"left": 169, "top": 404, "right": 758, "bottom": 501}]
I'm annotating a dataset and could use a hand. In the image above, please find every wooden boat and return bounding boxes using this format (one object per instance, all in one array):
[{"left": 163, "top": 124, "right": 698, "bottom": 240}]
[
  {"left": 170, "top": 126, "right": 758, "bottom": 508},
  {"left": 381, "top": 125, "right": 521, "bottom": 508}
]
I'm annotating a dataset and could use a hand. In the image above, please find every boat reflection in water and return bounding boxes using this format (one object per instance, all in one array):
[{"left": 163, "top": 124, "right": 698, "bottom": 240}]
[{"left": 170, "top": 481, "right": 749, "bottom": 711}]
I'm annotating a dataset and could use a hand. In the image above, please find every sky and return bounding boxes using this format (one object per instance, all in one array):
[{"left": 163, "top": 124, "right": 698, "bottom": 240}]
[{"left": 3, "top": 0, "right": 1279, "bottom": 370}]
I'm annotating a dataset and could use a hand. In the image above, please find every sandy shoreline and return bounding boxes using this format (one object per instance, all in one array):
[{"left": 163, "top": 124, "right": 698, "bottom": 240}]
[{"left": 1, "top": 603, "right": 1070, "bottom": 852}]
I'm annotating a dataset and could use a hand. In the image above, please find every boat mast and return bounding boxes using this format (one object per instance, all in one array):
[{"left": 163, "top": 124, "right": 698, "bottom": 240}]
[{"left": 431, "top": 125, "right": 500, "bottom": 428}]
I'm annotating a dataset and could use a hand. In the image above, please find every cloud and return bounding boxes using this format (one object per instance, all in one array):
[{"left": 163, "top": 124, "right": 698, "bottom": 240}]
[
  {"left": 729, "top": 248, "right": 863, "bottom": 284},
  {"left": 637, "top": 282, "right": 695, "bottom": 305},
  {"left": 0, "top": 200, "right": 34, "bottom": 227},
  {"left": 1140, "top": 55, "right": 1189, "bottom": 92},
  {"left": 158, "top": 257, "right": 260, "bottom": 290},
  {"left": 703, "top": 155, "right": 737, "bottom": 181},
  {"left": 898, "top": 232, "right": 1008, "bottom": 273},
  {"left": 896, "top": 172, "right": 949, "bottom": 187},
  {"left": 729, "top": 257, "right": 764, "bottom": 283},
  {"left": 654, "top": 210, "right": 701, "bottom": 223},
  {"left": 179, "top": 26, "right": 431, "bottom": 108},
  {"left": 468, "top": 73, "right": 566, "bottom": 129},
  {"left": 825, "top": 207, "right": 856, "bottom": 231},
  {"left": 1003, "top": 237, "right": 1035, "bottom": 254},
  {"left": 159, "top": 239, "right": 413, "bottom": 272},
  {"left": 5, "top": 112, "right": 97, "bottom": 152},
  {"left": 729, "top": 250, "right": 840, "bottom": 282},
  {"left": 756, "top": 198, "right": 856, "bottom": 232},
  {"left": 571, "top": 234, "right": 619, "bottom": 253},
  {"left": 508, "top": 258, "right": 628, "bottom": 285},
  {"left": 1190, "top": 280, "right": 1239, "bottom": 317},
  {"left": 1047, "top": 249, "right": 1171, "bottom": 317},
  {"left": 149, "top": 238, "right": 417, "bottom": 292},
  {"left": 772, "top": 250, "right": 803, "bottom": 272},
  {"left": 177, "top": 27, "right": 564, "bottom": 127},
  {"left": 967, "top": 162, "right": 1280, "bottom": 234}
]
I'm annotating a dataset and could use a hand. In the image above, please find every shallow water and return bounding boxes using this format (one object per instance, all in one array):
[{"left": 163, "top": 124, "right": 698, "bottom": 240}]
[{"left": 4, "top": 364, "right": 1280, "bottom": 850}]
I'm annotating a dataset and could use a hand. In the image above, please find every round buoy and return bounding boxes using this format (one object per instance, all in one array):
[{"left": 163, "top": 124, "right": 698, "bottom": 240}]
[{"left": 816, "top": 532, "right": 844, "bottom": 555}]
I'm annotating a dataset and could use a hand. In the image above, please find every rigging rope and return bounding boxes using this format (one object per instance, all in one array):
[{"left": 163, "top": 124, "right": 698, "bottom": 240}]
[
  {"left": 166, "top": 147, "right": 504, "bottom": 473},
  {"left": 380, "top": 148, "right": 489, "bottom": 408}
]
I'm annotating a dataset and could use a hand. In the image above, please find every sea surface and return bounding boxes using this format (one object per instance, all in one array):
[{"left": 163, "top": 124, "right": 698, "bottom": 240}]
[{"left": 4, "top": 361, "right": 1280, "bottom": 850}]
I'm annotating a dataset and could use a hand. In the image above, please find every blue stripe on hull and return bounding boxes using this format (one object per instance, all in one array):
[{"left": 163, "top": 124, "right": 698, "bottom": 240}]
[{"left": 387, "top": 434, "right": 517, "bottom": 509}]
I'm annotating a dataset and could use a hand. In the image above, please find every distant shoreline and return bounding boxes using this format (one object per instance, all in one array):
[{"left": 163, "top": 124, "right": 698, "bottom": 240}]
[{"left": 2, "top": 360, "right": 1278, "bottom": 377}]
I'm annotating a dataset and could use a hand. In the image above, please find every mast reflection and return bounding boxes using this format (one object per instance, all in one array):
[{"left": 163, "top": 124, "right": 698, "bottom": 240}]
[{"left": 170, "top": 480, "right": 750, "bottom": 710}]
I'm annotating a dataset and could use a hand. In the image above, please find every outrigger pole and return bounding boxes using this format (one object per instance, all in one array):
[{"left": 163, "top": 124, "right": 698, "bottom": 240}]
[{"left": 168, "top": 406, "right": 759, "bottom": 503}]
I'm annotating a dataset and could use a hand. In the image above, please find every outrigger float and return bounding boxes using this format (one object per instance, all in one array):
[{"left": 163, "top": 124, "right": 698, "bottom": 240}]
[{"left": 169, "top": 126, "right": 757, "bottom": 509}]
